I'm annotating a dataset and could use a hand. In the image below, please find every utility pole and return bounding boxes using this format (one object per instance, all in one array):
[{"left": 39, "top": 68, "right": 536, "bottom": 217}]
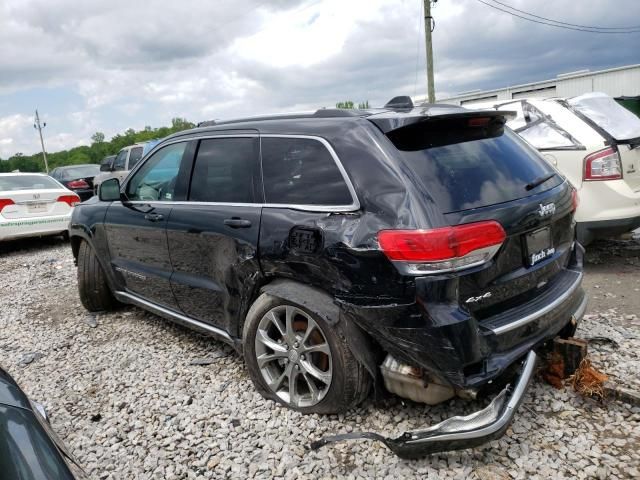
[
  {"left": 34, "top": 109, "right": 49, "bottom": 173},
  {"left": 423, "top": 0, "right": 436, "bottom": 103}
]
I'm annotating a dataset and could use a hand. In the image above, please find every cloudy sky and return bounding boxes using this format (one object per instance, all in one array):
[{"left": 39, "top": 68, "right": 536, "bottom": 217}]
[{"left": 0, "top": 0, "right": 638, "bottom": 158}]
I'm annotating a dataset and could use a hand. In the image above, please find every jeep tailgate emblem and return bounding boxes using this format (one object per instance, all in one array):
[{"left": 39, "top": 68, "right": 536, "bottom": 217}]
[{"left": 537, "top": 203, "right": 556, "bottom": 217}]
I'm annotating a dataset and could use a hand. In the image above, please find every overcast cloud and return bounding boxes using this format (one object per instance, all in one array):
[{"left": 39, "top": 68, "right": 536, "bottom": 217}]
[{"left": 0, "top": 0, "right": 638, "bottom": 158}]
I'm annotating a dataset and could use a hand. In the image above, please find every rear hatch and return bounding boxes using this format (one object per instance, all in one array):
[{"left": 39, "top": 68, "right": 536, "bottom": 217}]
[
  {"left": 370, "top": 108, "right": 575, "bottom": 317},
  {"left": 568, "top": 93, "right": 640, "bottom": 192},
  {"left": 0, "top": 175, "right": 74, "bottom": 219}
]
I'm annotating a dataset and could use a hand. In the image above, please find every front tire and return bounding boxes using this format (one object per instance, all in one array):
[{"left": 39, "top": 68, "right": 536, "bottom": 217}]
[
  {"left": 243, "top": 292, "right": 370, "bottom": 414},
  {"left": 77, "top": 240, "right": 118, "bottom": 312}
]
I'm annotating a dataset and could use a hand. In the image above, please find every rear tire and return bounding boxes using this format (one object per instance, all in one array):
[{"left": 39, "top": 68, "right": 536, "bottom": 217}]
[
  {"left": 243, "top": 292, "right": 370, "bottom": 414},
  {"left": 77, "top": 240, "right": 118, "bottom": 312}
]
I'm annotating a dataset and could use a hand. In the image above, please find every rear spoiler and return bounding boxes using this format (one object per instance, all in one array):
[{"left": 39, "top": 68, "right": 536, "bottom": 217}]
[
  {"left": 368, "top": 108, "right": 516, "bottom": 134},
  {"left": 368, "top": 109, "right": 517, "bottom": 151}
]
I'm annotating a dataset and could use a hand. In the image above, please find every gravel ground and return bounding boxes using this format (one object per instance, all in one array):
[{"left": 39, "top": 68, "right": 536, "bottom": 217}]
[{"left": 1, "top": 236, "right": 639, "bottom": 479}]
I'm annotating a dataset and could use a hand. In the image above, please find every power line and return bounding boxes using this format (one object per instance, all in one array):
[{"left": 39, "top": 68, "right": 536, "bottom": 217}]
[
  {"left": 490, "top": 0, "right": 640, "bottom": 31},
  {"left": 475, "top": 0, "right": 640, "bottom": 33}
]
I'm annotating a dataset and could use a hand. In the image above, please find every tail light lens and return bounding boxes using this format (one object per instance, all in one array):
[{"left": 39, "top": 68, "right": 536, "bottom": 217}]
[
  {"left": 67, "top": 179, "right": 90, "bottom": 189},
  {"left": 57, "top": 194, "right": 81, "bottom": 207},
  {"left": 378, "top": 221, "right": 506, "bottom": 274},
  {"left": 571, "top": 189, "right": 579, "bottom": 212},
  {"left": 583, "top": 147, "right": 622, "bottom": 181},
  {"left": 0, "top": 198, "right": 15, "bottom": 212}
]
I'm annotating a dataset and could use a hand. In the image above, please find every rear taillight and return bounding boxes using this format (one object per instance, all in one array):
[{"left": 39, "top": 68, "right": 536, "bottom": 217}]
[
  {"left": 67, "top": 179, "right": 89, "bottom": 189},
  {"left": 583, "top": 147, "right": 622, "bottom": 181},
  {"left": 571, "top": 189, "right": 579, "bottom": 212},
  {"left": 57, "top": 194, "right": 81, "bottom": 207},
  {"left": 378, "top": 221, "right": 506, "bottom": 274},
  {"left": 0, "top": 198, "right": 15, "bottom": 212}
]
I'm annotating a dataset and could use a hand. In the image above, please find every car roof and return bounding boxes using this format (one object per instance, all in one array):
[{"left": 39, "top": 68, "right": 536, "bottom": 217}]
[
  {"left": 120, "top": 143, "right": 147, "bottom": 151},
  {"left": 55, "top": 164, "right": 99, "bottom": 170},
  {"left": 0, "top": 172, "right": 48, "bottom": 176},
  {"left": 163, "top": 103, "right": 496, "bottom": 142}
]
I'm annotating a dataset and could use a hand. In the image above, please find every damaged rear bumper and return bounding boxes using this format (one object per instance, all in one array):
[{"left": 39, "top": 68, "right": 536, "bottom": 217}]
[{"left": 310, "top": 350, "right": 537, "bottom": 459}]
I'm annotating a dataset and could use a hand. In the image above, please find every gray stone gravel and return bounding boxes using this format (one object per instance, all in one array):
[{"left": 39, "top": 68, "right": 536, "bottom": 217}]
[{"left": 1, "top": 238, "right": 639, "bottom": 479}]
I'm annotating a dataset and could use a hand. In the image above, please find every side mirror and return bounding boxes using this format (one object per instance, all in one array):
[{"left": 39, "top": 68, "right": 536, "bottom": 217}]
[
  {"left": 99, "top": 178, "right": 121, "bottom": 201},
  {"left": 100, "top": 162, "right": 113, "bottom": 172}
]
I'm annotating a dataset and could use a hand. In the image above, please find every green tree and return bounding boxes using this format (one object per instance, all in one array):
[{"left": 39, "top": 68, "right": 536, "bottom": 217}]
[
  {"left": 336, "top": 101, "right": 355, "bottom": 109},
  {"left": 336, "top": 100, "right": 370, "bottom": 109},
  {"left": 91, "top": 132, "right": 105, "bottom": 144},
  {"left": 171, "top": 117, "right": 195, "bottom": 131},
  {"left": 0, "top": 118, "right": 196, "bottom": 173}
]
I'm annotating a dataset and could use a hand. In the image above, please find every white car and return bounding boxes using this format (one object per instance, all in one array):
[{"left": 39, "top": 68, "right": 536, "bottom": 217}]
[
  {"left": 0, "top": 173, "right": 80, "bottom": 241},
  {"left": 470, "top": 93, "right": 640, "bottom": 245}
]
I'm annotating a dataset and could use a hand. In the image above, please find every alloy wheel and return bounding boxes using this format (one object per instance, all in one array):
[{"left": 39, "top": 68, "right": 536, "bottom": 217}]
[{"left": 254, "top": 305, "right": 333, "bottom": 408}]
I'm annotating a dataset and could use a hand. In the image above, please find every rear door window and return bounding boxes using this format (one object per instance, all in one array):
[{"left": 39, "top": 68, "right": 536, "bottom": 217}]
[
  {"left": 188, "top": 137, "right": 258, "bottom": 203},
  {"left": 398, "top": 129, "right": 562, "bottom": 213},
  {"left": 261, "top": 137, "right": 353, "bottom": 206}
]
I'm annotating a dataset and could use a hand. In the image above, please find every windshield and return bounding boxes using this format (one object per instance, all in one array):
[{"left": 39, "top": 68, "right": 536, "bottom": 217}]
[
  {"left": 61, "top": 165, "right": 100, "bottom": 179},
  {"left": 398, "top": 129, "right": 562, "bottom": 213},
  {"left": 569, "top": 92, "right": 640, "bottom": 141},
  {"left": 0, "top": 175, "right": 61, "bottom": 191}
]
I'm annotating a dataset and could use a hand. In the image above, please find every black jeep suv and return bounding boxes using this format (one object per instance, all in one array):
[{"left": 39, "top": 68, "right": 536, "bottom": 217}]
[{"left": 70, "top": 100, "right": 586, "bottom": 457}]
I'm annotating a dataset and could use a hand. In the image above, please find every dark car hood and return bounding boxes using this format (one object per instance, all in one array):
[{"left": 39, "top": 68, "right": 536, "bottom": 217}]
[{"left": 0, "top": 367, "right": 31, "bottom": 411}]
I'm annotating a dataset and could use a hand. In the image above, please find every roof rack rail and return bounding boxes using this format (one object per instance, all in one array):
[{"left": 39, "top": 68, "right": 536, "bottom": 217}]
[
  {"left": 313, "top": 108, "right": 362, "bottom": 118},
  {"left": 198, "top": 120, "right": 216, "bottom": 127}
]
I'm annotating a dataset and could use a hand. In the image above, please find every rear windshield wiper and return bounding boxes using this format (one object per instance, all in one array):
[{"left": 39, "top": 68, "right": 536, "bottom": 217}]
[{"left": 525, "top": 173, "right": 556, "bottom": 191}]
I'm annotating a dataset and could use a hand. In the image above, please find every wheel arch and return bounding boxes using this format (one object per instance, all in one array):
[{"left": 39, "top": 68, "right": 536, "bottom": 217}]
[
  {"left": 243, "top": 277, "right": 381, "bottom": 395},
  {"left": 69, "top": 228, "right": 120, "bottom": 294}
]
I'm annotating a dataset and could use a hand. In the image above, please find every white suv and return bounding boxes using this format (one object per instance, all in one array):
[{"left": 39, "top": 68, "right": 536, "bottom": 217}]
[{"left": 471, "top": 93, "right": 640, "bottom": 245}]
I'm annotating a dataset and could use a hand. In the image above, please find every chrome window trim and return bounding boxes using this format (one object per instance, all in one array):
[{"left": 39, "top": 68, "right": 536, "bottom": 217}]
[{"left": 121, "top": 134, "right": 361, "bottom": 213}]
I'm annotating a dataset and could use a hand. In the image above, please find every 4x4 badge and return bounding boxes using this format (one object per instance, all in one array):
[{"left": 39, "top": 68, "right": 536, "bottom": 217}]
[
  {"left": 537, "top": 203, "right": 556, "bottom": 217},
  {"left": 465, "top": 292, "right": 492, "bottom": 304}
]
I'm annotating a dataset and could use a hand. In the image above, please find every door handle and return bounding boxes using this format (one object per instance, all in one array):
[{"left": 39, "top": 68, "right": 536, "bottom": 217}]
[
  {"left": 144, "top": 213, "right": 164, "bottom": 222},
  {"left": 224, "top": 218, "right": 252, "bottom": 228}
]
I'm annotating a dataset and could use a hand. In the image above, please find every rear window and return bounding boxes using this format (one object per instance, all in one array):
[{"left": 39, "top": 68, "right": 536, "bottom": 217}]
[
  {"left": 398, "top": 129, "right": 562, "bottom": 213},
  {"left": 61, "top": 165, "right": 100, "bottom": 179},
  {"left": 569, "top": 92, "right": 640, "bottom": 141},
  {"left": 0, "top": 175, "right": 61, "bottom": 191}
]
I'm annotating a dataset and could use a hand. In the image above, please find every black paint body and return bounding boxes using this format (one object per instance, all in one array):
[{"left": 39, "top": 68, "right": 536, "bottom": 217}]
[{"left": 69, "top": 106, "right": 584, "bottom": 391}]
